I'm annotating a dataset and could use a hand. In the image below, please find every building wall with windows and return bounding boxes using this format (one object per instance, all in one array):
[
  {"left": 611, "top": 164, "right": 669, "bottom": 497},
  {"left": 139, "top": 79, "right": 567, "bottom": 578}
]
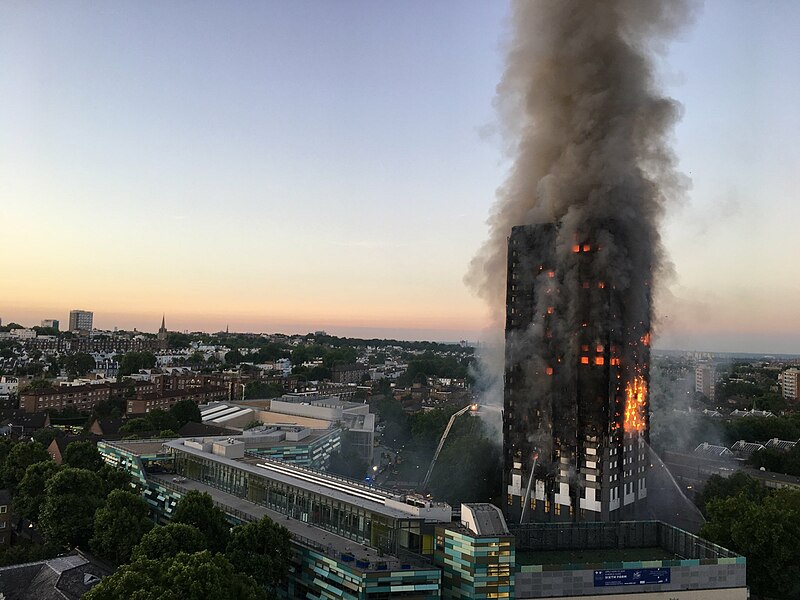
[
  {"left": 246, "top": 428, "right": 341, "bottom": 469},
  {"left": 68, "top": 310, "right": 93, "bottom": 331},
  {"left": 0, "top": 490, "right": 11, "bottom": 549}
]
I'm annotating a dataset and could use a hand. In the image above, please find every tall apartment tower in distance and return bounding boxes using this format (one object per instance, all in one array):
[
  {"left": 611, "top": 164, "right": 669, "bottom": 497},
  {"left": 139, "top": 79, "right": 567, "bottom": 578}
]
[
  {"left": 503, "top": 224, "right": 650, "bottom": 524},
  {"left": 40, "top": 319, "right": 60, "bottom": 330},
  {"left": 68, "top": 310, "right": 93, "bottom": 332},
  {"left": 695, "top": 363, "right": 716, "bottom": 401}
]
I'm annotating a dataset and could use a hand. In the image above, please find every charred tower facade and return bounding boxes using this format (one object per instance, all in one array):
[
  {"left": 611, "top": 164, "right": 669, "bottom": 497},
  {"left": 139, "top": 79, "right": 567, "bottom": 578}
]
[{"left": 503, "top": 224, "right": 650, "bottom": 524}]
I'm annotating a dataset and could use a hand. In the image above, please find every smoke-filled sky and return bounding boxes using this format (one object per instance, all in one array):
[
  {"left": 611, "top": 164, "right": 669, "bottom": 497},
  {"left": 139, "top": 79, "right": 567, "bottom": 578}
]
[{"left": 2, "top": 1, "right": 799, "bottom": 353}]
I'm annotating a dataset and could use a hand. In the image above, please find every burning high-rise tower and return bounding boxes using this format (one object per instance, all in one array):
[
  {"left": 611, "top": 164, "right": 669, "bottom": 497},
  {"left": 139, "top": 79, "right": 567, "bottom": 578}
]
[
  {"left": 503, "top": 223, "right": 651, "bottom": 523},
  {"left": 465, "top": 1, "right": 692, "bottom": 523}
]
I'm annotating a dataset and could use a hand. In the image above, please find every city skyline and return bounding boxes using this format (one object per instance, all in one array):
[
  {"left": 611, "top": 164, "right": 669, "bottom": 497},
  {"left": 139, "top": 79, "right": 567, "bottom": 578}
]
[{"left": 3, "top": 1, "right": 800, "bottom": 353}]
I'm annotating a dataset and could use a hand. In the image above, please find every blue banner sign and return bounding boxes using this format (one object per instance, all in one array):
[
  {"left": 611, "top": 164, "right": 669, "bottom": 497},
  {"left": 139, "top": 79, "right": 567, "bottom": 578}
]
[{"left": 593, "top": 567, "right": 671, "bottom": 587}]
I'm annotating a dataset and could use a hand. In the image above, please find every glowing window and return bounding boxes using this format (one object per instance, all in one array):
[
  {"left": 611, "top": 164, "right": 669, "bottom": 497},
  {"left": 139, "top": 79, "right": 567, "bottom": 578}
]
[
  {"left": 547, "top": 307, "right": 554, "bottom": 315},
  {"left": 595, "top": 357, "right": 605, "bottom": 366},
  {"left": 546, "top": 367, "right": 553, "bottom": 376},
  {"left": 572, "top": 245, "right": 580, "bottom": 253},
  {"left": 548, "top": 270, "right": 555, "bottom": 278},
  {"left": 581, "top": 357, "right": 589, "bottom": 365},
  {"left": 581, "top": 344, "right": 589, "bottom": 351},
  {"left": 583, "top": 244, "right": 591, "bottom": 252}
]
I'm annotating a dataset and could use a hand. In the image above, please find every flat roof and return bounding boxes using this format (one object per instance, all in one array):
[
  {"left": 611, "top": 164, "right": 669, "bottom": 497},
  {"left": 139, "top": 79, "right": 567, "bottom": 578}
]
[
  {"left": 148, "top": 474, "right": 433, "bottom": 571},
  {"left": 162, "top": 438, "right": 426, "bottom": 521},
  {"left": 102, "top": 439, "right": 169, "bottom": 456}
]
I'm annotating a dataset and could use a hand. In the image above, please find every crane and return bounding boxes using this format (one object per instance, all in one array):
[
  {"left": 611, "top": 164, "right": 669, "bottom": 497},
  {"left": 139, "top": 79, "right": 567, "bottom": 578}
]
[{"left": 421, "top": 403, "right": 477, "bottom": 489}]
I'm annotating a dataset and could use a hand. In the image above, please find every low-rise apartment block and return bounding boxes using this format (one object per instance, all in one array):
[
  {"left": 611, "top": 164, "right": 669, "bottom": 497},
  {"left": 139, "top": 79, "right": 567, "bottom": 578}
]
[{"left": 126, "top": 386, "right": 226, "bottom": 415}]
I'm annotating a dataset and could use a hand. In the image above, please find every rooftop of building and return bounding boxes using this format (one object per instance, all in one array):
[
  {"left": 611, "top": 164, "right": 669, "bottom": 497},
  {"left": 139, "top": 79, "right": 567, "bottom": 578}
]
[
  {"left": 148, "top": 473, "right": 433, "bottom": 572},
  {"left": 460, "top": 503, "right": 510, "bottom": 537},
  {"left": 0, "top": 550, "right": 112, "bottom": 600},
  {"left": 510, "top": 520, "right": 742, "bottom": 572}
]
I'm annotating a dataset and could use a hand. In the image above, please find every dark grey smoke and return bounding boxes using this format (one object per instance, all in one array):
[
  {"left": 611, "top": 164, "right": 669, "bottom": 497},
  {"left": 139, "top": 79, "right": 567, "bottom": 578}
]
[{"left": 467, "top": 0, "right": 694, "bottom": 328}]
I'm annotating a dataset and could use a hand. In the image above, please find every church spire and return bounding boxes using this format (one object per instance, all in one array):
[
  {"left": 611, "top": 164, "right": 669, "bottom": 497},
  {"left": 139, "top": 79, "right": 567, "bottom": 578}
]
[{"left": 157, "top": 314, "right": 167, "bottom": 342}]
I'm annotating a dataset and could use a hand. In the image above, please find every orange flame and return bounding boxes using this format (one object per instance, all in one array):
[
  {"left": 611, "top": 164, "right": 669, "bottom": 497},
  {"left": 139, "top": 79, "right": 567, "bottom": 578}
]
[{"left": 624, "top": 375, "right": 647, "bottom": 432}]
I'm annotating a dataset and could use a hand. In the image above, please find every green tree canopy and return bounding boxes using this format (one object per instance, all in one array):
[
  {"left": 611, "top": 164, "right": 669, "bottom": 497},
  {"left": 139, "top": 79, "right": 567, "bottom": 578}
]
[
  {"left": 97, "top": 464, "right": 134, "bottom": 496},
  {"left": 117, "top": 351, "right": 157, "bottom": 377},
  {"left": 40, "top": 467, "right": 105, "bottom": 548},
  {"left": 170, "top": 399, "right": 201, "bottom": 427},
  {"left": 1, "top": 441, "right": 51, "bottom": 491},
  {"left": 226, "top": 516, "right": 292, "bottom": 588},
  {"left": 701, "top": 488, "right": 800, "bottom": 599},
  {"left": 83, "top": 551, "right": 268, "bottom": 600},
  {"left": 132, "top": 523, "right": 207, "bottom": 562},
  {"left": 13, "top": 460, "right": 60, "bottom": 523},
  {"left": 32, "top": 427, "right": 63, "bottom": 447},
  {"left": 695, "top": 472, "right": 769, "bottom": 514},
  {"left": 62, "top": 353, "right": 96, "bottom": 378},
  {"left": 327, "top": 448, "right": 368, "bottom": 480},
  {"left": 244, "top": 381, "right": 284, "bottom": 400},
  {"left": 171, "top": 491, "right": 230, "bottom": 552},
  {"left": 373, "top": 396, "right": 410, "bottom": 445},
  {"left": 118, "top": 418, "right": 153, "bottom": 435},
  {"left": 63, "top": 441, "right": 105, "bottom": 471},
  {"left": 90, "top": 490, "right": 154, "bottom": 565}
]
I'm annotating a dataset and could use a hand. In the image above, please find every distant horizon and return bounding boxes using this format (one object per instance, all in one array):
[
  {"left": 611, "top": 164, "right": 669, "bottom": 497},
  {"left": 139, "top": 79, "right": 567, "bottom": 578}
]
[
  {"left": 3, "top": 2, "right": 800, "bottom": 359},
  {"left": 3, "top": 307, "right": 800, "bottom": 358}
]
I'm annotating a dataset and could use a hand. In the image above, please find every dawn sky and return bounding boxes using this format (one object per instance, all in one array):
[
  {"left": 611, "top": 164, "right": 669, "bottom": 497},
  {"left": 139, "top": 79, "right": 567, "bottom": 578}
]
[{"left": 2, "top": 1, "right": 799, "bottom": 353}]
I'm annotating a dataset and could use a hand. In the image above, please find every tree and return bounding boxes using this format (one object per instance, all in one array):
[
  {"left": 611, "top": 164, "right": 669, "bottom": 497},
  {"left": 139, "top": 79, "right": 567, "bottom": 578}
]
[
  {"left": 90, "top": 490, "right": 154, "bottom": 565},
  {"left": 701, "top": 488, "right": 800, "bottom": 599},
  {"left": 63, "top": 441, "right": 105, "bottom": 471},
  {"left": 166, "top": 331, "right": 191, "bottom": 349},
  {"left": 118, "top": 418, "right": 152, "bottom": 435},
  {"left": 224, "top": 349, "right": 244, "bottom": 365},
  {"left": 695, "top": 472, "right": 768, "bottom": 514},
  {"left": 244, "top": 380, "right": 284, "bottom": 399},
  {"left": 132, "top": 523, "right": 207, "bottom": 561},
  {"left": 171, "top": 491, "right": 230, "bottom": 552},
  {"left": 226, "top": 516, "right": 291, "bottom": 588},
  {"left": 145, "top": 409, "right": 179, "bottom": 432},
  {"left": 328, "top": 449, "right": 368, "bottom": 480},
  {"left": 40, "top": 467, "right": 105, "bottom": 548},
  {"left": 117, "top": 351, "right": 157, "bottom": 377},
  {"left": 32, "top": 427, "right": 63, "bottom": 447},
  {"left": 14, "top": 460, "right": 60, "bottom": 522},
  {"left": 170, "top": 399, "right": 201, "bottom": 427},
  {"left": 1, "top": 441, "right": 51, "bottom": 491},
  {"left": 373, "top": 396, "right": 410, "bottom": 445},
  {"left": 83, "top": 551, "right": 268, "bottom": 600},
  {"left": 62, "top": 352, "right": 96, "bottom": 378},
  {"left": 97, "top": 464, "right": 134, "bottom": 496}
]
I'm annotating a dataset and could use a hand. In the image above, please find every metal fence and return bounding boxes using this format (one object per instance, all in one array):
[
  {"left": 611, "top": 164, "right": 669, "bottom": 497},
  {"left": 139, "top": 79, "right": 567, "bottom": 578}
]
[{"left": 509, "top": 520, "right": 740, "bottom": 560}]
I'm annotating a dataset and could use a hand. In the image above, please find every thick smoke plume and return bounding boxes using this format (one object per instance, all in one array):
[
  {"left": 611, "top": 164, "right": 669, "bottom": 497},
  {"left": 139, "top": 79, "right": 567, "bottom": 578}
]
[{"left": 468, "top": 0, "right": 694, "bottom": 398}]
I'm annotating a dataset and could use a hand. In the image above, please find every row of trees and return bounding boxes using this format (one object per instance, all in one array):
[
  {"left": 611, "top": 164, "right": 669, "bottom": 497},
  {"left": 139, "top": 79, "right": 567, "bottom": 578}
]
[
  {"left": 0, "top": 438, "right": 136, "bottom": 566},
  {"left": 85, "top": 490, "right": 291, "bottom": 600},
  {"left": 698, "top": 473, "right": 800, "bottom": 599},
  {"left": 0, "top": 434, "right": 292, "bottom": 598}
]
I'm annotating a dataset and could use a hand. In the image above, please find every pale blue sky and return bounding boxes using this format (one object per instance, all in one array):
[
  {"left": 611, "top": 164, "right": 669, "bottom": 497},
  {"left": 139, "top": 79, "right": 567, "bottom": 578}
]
[{"left": 1, "top": 1, "right": 799, "bottom": 352}]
